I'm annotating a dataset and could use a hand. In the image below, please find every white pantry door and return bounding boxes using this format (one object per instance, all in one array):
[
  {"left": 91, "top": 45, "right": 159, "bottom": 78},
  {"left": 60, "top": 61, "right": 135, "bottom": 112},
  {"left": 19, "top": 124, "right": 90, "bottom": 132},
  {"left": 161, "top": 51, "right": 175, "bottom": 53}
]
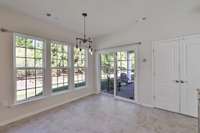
[
  {"left": 180, "top": 35, "right": 200, "bottom": 117},
  {"left": 154, "top": 40, "right": 180, "bottom": 113}
]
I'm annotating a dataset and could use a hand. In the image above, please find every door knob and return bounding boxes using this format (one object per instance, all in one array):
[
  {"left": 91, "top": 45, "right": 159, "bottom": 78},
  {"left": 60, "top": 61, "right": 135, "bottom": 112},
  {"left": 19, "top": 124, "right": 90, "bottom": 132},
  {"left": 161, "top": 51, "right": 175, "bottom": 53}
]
[{"left": 174, "top": 80, "right": 180, "bottom": 83}]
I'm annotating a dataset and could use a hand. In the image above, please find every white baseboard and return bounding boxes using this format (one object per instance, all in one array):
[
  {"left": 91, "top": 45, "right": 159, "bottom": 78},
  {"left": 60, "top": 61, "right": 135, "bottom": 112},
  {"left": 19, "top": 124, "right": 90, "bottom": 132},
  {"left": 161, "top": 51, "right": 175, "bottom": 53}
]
[
  {"left": 138, "top": 102, "right": 154, "bottom": 108},
  {"left": 0, "top": 91, "right": 94, "bottom": 127}
]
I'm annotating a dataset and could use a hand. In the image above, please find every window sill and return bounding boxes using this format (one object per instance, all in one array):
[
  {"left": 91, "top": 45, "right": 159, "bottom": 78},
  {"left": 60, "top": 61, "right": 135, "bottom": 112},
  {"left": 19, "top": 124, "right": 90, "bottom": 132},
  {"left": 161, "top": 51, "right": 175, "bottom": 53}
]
[
  {"left": 12, "top": 87, "right": 88, "bottom": 106},
  {"left": 74, "top": 86, "right": 87, "bottom": 90},
  {"left": 14, "top": 95, "right": 47, "bottom": 106},
  {"left": 51, "top": 89, "right": 72, "bottom": 97}
]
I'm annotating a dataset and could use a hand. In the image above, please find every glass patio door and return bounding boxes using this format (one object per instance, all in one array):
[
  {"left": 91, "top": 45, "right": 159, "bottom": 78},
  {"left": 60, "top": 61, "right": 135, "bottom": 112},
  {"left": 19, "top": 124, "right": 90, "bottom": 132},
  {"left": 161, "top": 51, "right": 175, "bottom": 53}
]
[
  {"left": 100, "top": 52, "right": 115, "bottom": 95},
  {"left": 115, "top": 50, "right": 136, "bottom": 101},
  {"left": 99, "top": 48, "right": 137, "bottom": 101}
]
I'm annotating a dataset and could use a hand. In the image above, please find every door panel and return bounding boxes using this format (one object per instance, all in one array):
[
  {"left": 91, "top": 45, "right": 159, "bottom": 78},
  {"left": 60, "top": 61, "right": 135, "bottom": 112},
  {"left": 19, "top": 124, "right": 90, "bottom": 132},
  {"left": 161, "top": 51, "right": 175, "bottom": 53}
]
[
  {"left": 154, "top": 40, "right": 180, "bottom": 112},
  {"left": 116, "top": 50, "right": 136, "bottom": 100},
  {"left": 180, "top": 36, "right": 200, "bottom": 117},
  {"left": 100, "top": 53, "right": 115, "bottom": 95}
]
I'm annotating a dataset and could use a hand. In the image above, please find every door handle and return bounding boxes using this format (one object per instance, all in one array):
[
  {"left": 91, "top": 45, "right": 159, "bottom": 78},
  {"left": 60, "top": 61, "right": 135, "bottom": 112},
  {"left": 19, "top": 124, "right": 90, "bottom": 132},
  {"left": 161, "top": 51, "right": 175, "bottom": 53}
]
[
  {"left": 180, "top": 80, "right": 188, "bottom": 84},
  {"left": 173, "top": 80, "right": 180, "bottom": 83}
]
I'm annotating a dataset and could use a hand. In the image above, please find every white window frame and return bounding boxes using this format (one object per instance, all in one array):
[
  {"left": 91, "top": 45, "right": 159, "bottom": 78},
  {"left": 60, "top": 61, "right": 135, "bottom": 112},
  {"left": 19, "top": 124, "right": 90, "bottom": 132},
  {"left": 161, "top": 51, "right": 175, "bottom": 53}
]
[
  {"left": 13, "top": 33, "right": 46, "bottom": 104},
  {"left": 50, "top": 40, "right": 70, "bottom": 93}
]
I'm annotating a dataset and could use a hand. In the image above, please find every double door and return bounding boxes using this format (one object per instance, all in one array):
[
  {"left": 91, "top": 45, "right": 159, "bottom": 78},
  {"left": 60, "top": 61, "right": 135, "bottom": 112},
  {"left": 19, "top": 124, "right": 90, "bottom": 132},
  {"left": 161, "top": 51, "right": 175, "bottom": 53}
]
[
  {"left": 154, "top": 35, "right": 200, "bottom": 117},
  {"left": 99, "top": 48, "right": 138, "bottom": 102}
]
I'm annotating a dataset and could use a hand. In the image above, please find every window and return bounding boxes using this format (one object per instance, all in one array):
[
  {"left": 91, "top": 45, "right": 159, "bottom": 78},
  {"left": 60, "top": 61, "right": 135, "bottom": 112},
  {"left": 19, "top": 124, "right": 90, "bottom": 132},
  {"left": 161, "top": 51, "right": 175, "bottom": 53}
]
[
  {"left": 15, "top": 34, "right": 44, "bottom": 102},
  {"left": 14, "top": 33, "right": 90, "bottom": 103},
  {"left": 51, "top": 42, "right": 69, "bottom": 92},
  {"left": 74, "top": 48, "right": 87, "bottom": 88}
]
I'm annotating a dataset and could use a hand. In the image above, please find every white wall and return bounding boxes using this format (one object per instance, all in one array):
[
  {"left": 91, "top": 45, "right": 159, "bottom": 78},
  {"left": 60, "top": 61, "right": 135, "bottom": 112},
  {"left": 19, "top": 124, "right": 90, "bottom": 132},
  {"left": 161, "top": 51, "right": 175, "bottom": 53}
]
[
  {"left": 95, "top": 11, "right": 200, "bottom": 107},
  {"left": 0, "top": 7, "right": 95, "bottom": 126}
]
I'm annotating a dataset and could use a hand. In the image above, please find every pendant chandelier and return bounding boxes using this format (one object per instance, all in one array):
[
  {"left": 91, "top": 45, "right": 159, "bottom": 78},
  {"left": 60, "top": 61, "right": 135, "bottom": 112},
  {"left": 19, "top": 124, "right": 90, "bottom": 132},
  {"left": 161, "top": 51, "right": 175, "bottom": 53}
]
[{"left": 76, "top": 13, "right": 93, "bottom": 55}]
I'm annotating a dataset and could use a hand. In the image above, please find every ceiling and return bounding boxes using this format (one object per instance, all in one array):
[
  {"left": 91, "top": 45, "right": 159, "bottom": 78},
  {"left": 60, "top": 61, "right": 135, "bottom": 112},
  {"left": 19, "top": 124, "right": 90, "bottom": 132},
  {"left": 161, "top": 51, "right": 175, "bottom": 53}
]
[{"left": 0, "top": 0, "right": 199, "bottom": 38}]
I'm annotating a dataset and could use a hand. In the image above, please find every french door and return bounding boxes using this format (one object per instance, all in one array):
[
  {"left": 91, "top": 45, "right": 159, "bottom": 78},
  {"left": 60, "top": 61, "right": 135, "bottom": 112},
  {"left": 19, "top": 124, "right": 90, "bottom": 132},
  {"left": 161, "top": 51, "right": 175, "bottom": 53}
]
[
  {"left": 99, "top": 47, "right": 138, "bottom": 102},
  {"left": 154, "top": 39, "right": 180, "bottom": 113},
  {"left": 154, "top": 35, "right": 200, "bottom": 117}
]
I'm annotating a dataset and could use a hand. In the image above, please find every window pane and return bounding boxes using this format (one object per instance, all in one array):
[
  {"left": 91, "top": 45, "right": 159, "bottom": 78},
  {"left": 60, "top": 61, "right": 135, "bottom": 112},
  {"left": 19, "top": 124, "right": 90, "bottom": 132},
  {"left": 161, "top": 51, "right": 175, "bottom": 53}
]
[
  {"left": 64, "top": 60, "right": 68, "bottom": 67},
  {"left": 17, "top": 90, "right": 26, "bottom": 101},
  {"left": 35, "top": 50, "right": 43, "bottom": 59},
  {"left": 16, "top": 47, "right": 25, "bottom": 57},
  {"left": 57, "top": 60, "right": 63, "bottom": 67},
  {"left": 52, "top": 84, "right": 57, "bottom": 89},
  {"left": 35, "top": 59, "right": 43, "bottom": 67},
  {"left": 64, "top": 46, "right": 68, "bottom": 53},
  {"left": 52, "top": 69, "right": 58, "bottom": 84},
  {"left": 17, "top": 69, "right": 26, "bottom": 79},
  {"left": 74, "top": 48, "right": 86, "bottom": 68},
  {"left": 27, "top": 69, "right": 35, "bottom": 79},
  {"left": 27, "top": 88, "right": 35, "bottom": 99},
  {"left": 57, "top": 53, "right": 63, "bottom": 60},
  {"left": 58, "top": 76, "right": 63, "bottom": 84},
  {"left": 51, "top": 59, "right": 57, "bottom": 67},
  {"left": 57, "top": 45, "right": 62, "bottom": 52},
  {"left": 78, "top": 60, "right": 85, "bottom": 67},
  {"left": 27, "top": 58, "right": 34, "bottom": 67},
  {"left": 16, "top": 36, "right": 26, "bottom": 47},
  {"left": 36, "top": 69, "right": 43, "bottom": 78},
  {"left": 36, "top": 87, "right": 43, "bottom": 96},
  {"left": 52, "top": 77, "right": 57, "bottom": 84},
  {"left": 36, "top": 78, "right": 43, "bottom": 87},
  {"left": 64, "top": 76, "right": 68, "bottom": 83},
  {"left": 51, "top": 69, "right": 58, "bottom": 76},
  {"left": 16, "top": 58, "right": 25, "bottom": 67},
  {"left": 25, "top": 39, "right": 34, "bottom": 49},
  {"left": 17, "top": 80, "right": 26, "bottom": 90},
  {"left": 27, "top": 79, "right": 35, "bottom": 88},
  {"left": 74, "top": 67, "right": 86, "bottom": 88},
  {"left": 26, "top": 49, "right": 35, "bottom": 58}
]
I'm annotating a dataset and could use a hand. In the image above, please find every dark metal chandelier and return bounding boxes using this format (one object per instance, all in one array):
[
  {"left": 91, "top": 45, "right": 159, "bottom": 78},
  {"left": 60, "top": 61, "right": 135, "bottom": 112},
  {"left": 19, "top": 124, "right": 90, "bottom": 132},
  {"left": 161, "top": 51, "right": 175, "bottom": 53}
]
[{"left": 76, "top": 13, "right": 93, "bottom": 55}]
